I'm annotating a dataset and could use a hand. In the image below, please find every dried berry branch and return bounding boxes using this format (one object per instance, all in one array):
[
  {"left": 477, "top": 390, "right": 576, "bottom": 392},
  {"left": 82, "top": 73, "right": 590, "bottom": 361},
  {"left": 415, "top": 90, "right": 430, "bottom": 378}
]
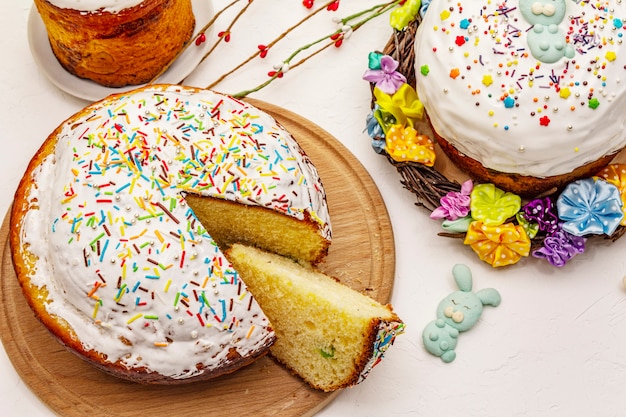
[{"left": 229, "top": 0, "right": 400, "bottom": 98}]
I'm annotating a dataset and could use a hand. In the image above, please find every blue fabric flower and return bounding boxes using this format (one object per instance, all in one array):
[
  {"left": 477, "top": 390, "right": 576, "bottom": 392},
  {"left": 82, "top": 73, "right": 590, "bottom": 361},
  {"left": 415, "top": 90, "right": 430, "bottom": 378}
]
[
  {"left": 420, "top": 0, "right": 432, "bottom": 17},
  {"left": 365, "top": 107, "right": 384, "bottom": 139},
  {"left": 556, "top": 178, "right": 624, "bottom": 236},
  {"left": 365, "top": 107, "right": 385, "bottom": 153},
  {"left": 532, "top": 227, "right": 586, "bottom": 267},
  {"left": 371, "top": 139, "right": 386, "bottom": 154}
]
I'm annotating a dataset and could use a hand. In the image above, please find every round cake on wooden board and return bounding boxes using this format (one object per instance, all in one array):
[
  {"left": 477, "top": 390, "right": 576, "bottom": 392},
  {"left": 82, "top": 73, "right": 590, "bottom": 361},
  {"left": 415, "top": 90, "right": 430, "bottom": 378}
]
[{"left": 9, "top": 84, "right": 333, "bottom": 384}]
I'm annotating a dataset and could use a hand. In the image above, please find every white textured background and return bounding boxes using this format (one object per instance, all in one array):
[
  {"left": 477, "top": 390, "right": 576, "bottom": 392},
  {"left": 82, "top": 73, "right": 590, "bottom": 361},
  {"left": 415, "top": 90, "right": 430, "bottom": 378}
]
[{"left": 2, "top": 1, "right": 626, "bottom": 416}]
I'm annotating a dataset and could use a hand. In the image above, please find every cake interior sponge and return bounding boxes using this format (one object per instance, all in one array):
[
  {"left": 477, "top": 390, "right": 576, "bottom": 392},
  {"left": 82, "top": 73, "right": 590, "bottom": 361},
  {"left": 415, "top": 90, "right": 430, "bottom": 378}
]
[{"left": 225, "top": 244, "right": 404, "bottom": 391}]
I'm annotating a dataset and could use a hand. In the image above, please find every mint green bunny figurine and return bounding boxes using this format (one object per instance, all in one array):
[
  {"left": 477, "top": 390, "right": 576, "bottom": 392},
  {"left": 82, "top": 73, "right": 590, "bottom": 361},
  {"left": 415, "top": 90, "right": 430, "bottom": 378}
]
[
  {"left": 422, "top": 264, "right": 501, "bottom": 362},
  {"left": 519, "top": 0, "right": 575, "bottom": 63}
]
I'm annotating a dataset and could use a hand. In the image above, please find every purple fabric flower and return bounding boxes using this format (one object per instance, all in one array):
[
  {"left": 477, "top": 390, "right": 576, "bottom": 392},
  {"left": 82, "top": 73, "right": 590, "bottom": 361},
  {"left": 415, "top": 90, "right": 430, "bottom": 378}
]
[
  {"left": 521, "top": 197, "right": 559, "bottom": 234},
  {"left": 430, "top": 180, "right": 473, "bottom": 221},
  {"left": 363, "top": 55, "right": 407, "bottom": 95},
  {"left": 532, "top": 227, "right": 586, "bottom": 267}
]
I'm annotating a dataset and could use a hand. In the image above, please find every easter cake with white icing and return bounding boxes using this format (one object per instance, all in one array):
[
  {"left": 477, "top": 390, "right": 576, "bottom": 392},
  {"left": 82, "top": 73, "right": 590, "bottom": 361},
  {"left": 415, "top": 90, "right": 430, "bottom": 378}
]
[
  {"left": 10, "top": 84, "right": 404, "bottom": 388},
  {"left": 413, "top": 0, "right": 626, "bottom": 196},
  {"left": 9, "top": 84, "right": 332, "bottom": 384}
]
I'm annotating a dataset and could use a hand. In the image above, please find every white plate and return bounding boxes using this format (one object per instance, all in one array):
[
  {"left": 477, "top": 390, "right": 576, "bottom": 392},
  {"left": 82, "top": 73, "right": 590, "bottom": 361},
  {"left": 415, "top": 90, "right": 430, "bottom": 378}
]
[{"left": 27, "top": 0, "right": 213, "bottom": 102}]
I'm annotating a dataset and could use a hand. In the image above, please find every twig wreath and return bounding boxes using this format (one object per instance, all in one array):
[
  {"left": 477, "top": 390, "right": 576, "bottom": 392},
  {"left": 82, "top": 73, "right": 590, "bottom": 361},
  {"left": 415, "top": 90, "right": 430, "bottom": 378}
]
[{"left": 361, "top": 0, "right": 626, "bottom": 268}]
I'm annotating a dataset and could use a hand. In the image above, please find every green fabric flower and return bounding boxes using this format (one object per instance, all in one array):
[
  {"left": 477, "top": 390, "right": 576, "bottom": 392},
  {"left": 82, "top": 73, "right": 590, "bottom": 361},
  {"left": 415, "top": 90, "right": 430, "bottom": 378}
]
[
  {"left": 470, "top": 183, "right": 521, "bottom": 226},
  {"left": 367, "top": 51, "right": 383, "bottom": 70},
  {"left": 442, "top": 215, "right": 473, "bottom": 233},
  {"left": 515, "top": 212, "right": 539, "bottom": 239}
]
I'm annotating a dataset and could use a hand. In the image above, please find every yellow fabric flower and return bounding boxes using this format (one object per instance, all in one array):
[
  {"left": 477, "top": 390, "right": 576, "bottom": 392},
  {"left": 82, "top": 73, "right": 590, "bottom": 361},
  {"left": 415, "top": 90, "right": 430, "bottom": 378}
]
[
  {"left": 464, "top": 221, "right": 530, "bottom": 267},
  {"left": 385, "top": 125, "right": 436, "bottom": 166},
  {"left": 373, "top": 84, "right": 424, "bottom": 134},
  {"left": 595, "top": 164, "right": 626, "bottom": 226},
  {"left": 389, "top": 0, "right": 421, "bottom": 31}
]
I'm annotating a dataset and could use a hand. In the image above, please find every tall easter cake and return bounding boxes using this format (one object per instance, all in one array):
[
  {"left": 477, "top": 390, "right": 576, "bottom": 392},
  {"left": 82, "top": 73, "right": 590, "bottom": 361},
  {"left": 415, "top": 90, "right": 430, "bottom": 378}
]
[
  {"left": 413, "top": 0, "right": 626, "bottom": 196},
  {"left": 33, "top": 0, "right": 195, "bottom": 87},
  {"left": 10, "top": 85, "right": 332, "bottom": 384}
]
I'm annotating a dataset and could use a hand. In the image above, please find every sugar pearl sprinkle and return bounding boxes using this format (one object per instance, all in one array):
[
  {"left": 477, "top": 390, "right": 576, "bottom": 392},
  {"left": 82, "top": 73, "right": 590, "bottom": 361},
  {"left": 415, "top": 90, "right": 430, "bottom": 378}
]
[{"left": 23, "top": 86, "right": 331, "bottom": 379}]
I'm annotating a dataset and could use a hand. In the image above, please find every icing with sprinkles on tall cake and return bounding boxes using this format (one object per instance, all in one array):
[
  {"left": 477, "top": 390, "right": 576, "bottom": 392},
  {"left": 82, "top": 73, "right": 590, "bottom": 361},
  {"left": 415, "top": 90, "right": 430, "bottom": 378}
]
[{"left": 414, "top": 0, "right": 626, "bottom": 194}]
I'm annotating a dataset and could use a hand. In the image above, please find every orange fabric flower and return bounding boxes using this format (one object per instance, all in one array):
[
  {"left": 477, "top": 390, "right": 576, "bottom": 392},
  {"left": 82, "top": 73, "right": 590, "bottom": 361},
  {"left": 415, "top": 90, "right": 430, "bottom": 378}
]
[
  {"left": 595, "top": 164, "right": 626, "bottom": 226},
  {"left": 464, "top": 221, "right": 530, "bottom": 267},
  {"left": 385, "top": 125, "right": 436, "bottom": 166}
]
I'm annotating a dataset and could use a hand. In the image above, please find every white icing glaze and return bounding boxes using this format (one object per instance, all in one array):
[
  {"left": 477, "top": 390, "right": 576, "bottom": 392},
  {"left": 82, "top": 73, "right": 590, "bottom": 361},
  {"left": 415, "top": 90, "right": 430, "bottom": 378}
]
[
  {"left": 18, "top": 85, "right": 331, "bottom": 379},
  {"left": 44, "top": 0, "right": 145, "bottom": 13},
  {"left": 414, "top": 0, "right": 626, "bottom": 178}
]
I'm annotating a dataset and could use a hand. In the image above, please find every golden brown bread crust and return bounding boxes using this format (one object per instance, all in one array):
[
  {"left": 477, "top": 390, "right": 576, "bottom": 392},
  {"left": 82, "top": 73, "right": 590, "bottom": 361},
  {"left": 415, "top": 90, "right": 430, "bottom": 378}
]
[
  {"left": 34, "top": 0, "right": 195, "bottom": 87},
  {"left": 434, "top": 129, "right": 619, "bottom": 198},
  {"left": 9, "top": 98, "right": 274, "bottom": 385}
]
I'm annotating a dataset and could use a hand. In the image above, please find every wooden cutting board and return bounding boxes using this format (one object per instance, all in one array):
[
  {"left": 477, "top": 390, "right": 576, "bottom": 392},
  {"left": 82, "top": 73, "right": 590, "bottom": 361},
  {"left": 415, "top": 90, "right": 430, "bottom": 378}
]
[{"left": 0, "top": 99, "right": 396, "bottom": 417}]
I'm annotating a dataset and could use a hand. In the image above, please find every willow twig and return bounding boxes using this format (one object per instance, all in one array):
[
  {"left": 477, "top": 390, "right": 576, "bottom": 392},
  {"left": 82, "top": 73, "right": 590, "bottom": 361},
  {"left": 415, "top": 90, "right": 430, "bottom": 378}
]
[
  {"left": 149, "top": 0, "right": 242, "bottom": 84},
  {"left": 207, "top": 0, "right": 337, "bottom": 90},
  {"left": 231, "top": 40, "right": 335, "bottom": 99},
  {"left": 191, "top": 0, "right": 256, "bottom": 81},
  {"left": 229, "top": 0, "right": 399, "bottom": 98}
]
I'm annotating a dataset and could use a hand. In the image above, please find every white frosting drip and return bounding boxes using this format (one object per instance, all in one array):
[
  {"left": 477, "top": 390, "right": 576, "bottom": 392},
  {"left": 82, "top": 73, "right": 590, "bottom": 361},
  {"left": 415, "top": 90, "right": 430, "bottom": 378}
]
[
  {"left": 18, "top": 85, "right": 331, "bottom": 379},
  {"left": 414, "top": 0, "right": 626, "bottom": 177},
  {"left": 44, "top": 0, "right": 146, "bottom": 13}
]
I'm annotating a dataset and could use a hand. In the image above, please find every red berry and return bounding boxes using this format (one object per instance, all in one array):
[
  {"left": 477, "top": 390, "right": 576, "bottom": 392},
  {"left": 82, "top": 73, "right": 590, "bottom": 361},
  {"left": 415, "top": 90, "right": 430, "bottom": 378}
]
[
  {"left": 327, "top": 0, "right": 340, "bottom": 11},
  {"left": 267, "top": 71, "right": 284, "bottom": 78},
  {"left": 195, "top": 33, "right": 206, "bottom": 46}
]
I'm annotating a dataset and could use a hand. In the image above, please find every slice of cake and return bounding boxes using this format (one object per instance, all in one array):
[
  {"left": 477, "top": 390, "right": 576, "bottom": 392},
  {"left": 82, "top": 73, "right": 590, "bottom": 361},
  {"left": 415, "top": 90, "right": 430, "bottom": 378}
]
[{"left": 225, "top": 243, "right": 405, "bottom": 392}]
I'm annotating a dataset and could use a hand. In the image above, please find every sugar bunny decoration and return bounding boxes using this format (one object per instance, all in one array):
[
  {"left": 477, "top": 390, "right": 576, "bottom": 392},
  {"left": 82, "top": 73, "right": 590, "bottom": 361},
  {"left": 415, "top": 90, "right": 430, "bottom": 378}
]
[
  {"left": 519, "top": 0, "right": 575, "bottom": 63},
  {"left": 422, "top": 264, "right": 501, "bottom": 362}
]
